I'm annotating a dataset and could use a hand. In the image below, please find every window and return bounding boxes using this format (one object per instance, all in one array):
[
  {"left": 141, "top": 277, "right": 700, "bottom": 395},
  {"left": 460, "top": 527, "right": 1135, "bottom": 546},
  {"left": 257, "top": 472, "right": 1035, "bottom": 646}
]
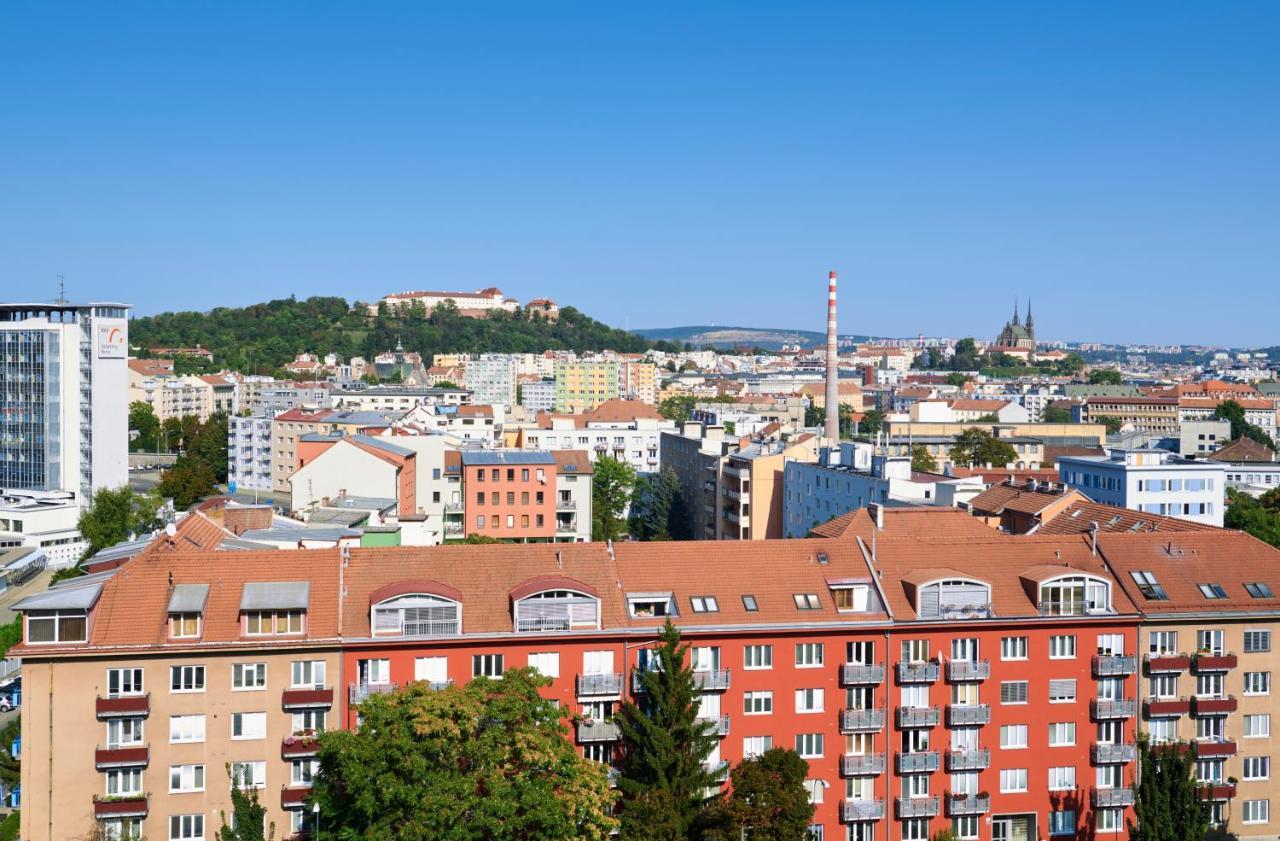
[
  {"left": 744, "top": 691, "right": 773, "bottom": 715},
  {"left": 690, "top": 596, "right": 719, "bottom": 613},
  {"left": 232, "top": 712, "right": 266, "bottom": 740},
  {"left": 1049, "top": 811, "right": 1076, "bottom": 836},
  {"left": 803, "top": 778, "right": 825, "bottom": 804},
  {"left": 291, "top": 660, "right": 326, "bottom": 688},
  {"left": 807, "top": 824, "right": 824, "bottom": 841},
  {"left": 795, "top": 643, "right": 824, "bottom": 668},
  {"left": 1049, "top": 722, "right": 1076, "bottom": 746},
  {"left": 244, "top": 609, "right": 305, "bottom": 635},
  {"left": 1049, "top": 635, "right": 1076, "bottom": 659},
  {"left": 1000, "top": 724, "right": 1028, "bottom": 749},
  {"left": 107, "top": 718, "right": 144, "bottom": 748},
  {"left": 24, "top": 609, "right": 88, "bottom": 644},
  {"left": 1198, "top": 583, "right": 1228, "bottom": 600},
  {"left": 1199, "top": 629, "right": 1225, "bottom": 655},
  {"left": 1129, "top": 571, "right": 1168, "bottom": 600},
  {"left": 952, "top": 816, "right": 979, "bottom": 840},
  {"left": 1039, "top": 575, "right": 1110, "bottom": 615},
  {"left": 793, "top": 593, "right": 821, "bottom": 610},
  {"left": 1001, "top": 636, "right": 1028, "bottom": 660},
  {"left": 743, "top": 735, "right": 773, "bottom": 758},
  {"left": 1148, "top": 631, "right": 1178, "bottom": 655},
  {"left": 795, "top": 733, "right": 824, "bottom": 758},
  {"left": 1096, "top": 808, "right": 1123, "bottom": 834},
  {"left": 1245, "top": 714, "right": 1271, "bottom": 738},
  {"left": 902, "top": 820, "right": 929, "bottom": 841},
  {"left": 1244, "top": 800, "right": 1270, "bottom": 825},
  {"left": 232, "top": 663, "right": 267, "bottom": 690},
  {"left": 627, "top": 596, "right": 672, "bottom": 618},
  {"left": 169, "top": 764, "right": 206, "bottom": 792},
  {"left": 372, "top": 593, "right": 461, "bottom": 636},
  {"left": 741, "top": 595, "right": 758, "bottom": 612},
  {"left": 744, "top": 644, "right": 772, "bottom": 670},
  {"left": 1244, "top": 756, "right": 1270, "bottom": 781},
  {"left": 1000, "top": 768, "right": 1028, "bottom": 793},
  {"left": 1245, "top": 582, "right": 1275, "bottom": 598},
  {"left": 473, "top": 654, "right": 504, "bottom": 678},
  {"left": 230, "top": 760, "right": 267, "bottom": 789},
  {"left": 1049, "top": 766, "right": 1076, "bottom": 791},
  {"left": 1196, "top": 672, "right": 1224, "bottom": 698},
  {"left": 1148, "top": 673, "right": 1177, "bottom": 699},
  {"left": 527, "top": 652, "right": 560, "bottom": 678},
  {"left": 170, "top": 665, "right": 205, "bottom": 693},
  {"left": 1148, "top": 717, "right": 1177, "bottom": 744},
  {"left": 106, "top": 767, "right": 143, "bottom": 796},
  {"left": 169, "top": 715, "right": 205, "bottom": 744},
  {"left": 1000, "top": 681, "right": 1028, "bottom": 705},
  {"left": 1245, "top": 630, "right": 1272, "bottom": 653},
  {"left": 107, "top": 668, "right": 144, "bottom": 697},
  {"left": 832, "top": 585, "right": 868, "bottom": 612},
  {"left": 292, "top": 758, "right": 320, "bottom": 785},
  {"left": 170, "top": 612, "right": 201, "bottom": 639},
  {"left": 795, "top": 688, "right": 825, "bottom": 713},
  {"left": 1048, "top": 679, "right": 1077, "bottom": 703},
  {"left": 293, "top": 709, "right": 327, "bottom": 733},
  {"left": 169, "top": 815, "right": 205, "bottom": 841},
  {"left": 1245, "top": 672, "right": 1271, "bottom": 695}
]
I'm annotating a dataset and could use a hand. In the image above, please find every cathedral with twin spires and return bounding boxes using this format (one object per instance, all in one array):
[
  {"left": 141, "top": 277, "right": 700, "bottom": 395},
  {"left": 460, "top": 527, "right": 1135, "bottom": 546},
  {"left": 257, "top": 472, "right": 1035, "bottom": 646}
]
[{"left": 994, "top": 299, "right": 1036, "bottom": 350}]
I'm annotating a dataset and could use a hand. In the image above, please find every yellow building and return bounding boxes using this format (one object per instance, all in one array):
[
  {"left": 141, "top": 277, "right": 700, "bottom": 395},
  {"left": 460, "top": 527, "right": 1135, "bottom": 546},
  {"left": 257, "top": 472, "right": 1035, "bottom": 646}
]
[{"left": 554, "top": 361, "right": 620, "bottom": 413}]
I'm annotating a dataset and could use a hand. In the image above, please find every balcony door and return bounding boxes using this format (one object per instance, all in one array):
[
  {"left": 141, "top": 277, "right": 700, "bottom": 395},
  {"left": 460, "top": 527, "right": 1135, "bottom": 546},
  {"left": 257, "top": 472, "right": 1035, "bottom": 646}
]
[{"left": 993, "top": 815, "right": 1033, "bottom": 841}]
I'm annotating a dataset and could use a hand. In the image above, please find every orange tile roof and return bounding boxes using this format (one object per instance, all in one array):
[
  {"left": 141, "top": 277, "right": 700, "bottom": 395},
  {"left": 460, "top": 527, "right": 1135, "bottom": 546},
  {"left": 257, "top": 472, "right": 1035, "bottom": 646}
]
[
  {"left": 552, "top": 449, "right": 593, "bottom": 475},
  {"left": 1100, "top": 531, "right": 1280, "bottom": 613},
  {"left": 1210, "top": 437, "right": 1277, "bottom": 464},
  {"left": 808, "top": 507, "right": 997, "bottom": 541},
  {"left": 1037, "top": 500, "right": 1219, "bottom": 536},
  {"left": 585, "top": 399, "right": 663, "bottom": 423}
]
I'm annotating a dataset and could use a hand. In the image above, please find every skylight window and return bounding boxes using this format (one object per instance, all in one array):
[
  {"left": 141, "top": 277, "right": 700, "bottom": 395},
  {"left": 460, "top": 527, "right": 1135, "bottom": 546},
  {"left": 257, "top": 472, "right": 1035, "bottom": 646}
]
[
  {"left": 793, "top": 593, "right": 821, "bottom": 610},
  {"left": 741, "top": 595, "right": 758, "bottom": 612},
  {"left": 1245, "top": 582, "right": 1275, "bottom": 599},
  {"left": 1198, "top": 583, "right": 1228, "bottom": 600},
  {"left": 1129, "top": 571, "right": 1168, "bottom": 601},
  {"left": 690, "top": 596, "right": 719, "bottom": 613}
]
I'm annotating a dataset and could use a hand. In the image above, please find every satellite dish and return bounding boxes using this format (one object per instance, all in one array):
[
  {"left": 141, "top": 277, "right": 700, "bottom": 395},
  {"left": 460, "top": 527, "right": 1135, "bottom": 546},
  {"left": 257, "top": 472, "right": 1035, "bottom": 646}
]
[{"left": 165, "top": 523, "right": 177, "bottom": 538}]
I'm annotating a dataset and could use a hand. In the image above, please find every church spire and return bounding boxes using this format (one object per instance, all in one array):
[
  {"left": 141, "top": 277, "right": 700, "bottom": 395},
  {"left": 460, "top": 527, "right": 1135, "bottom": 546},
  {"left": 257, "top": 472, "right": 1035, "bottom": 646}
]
[
  {"left": 1025, "top": 298, "right": 1034, "bottom": 328},
  {"left": 1011, "top": 297, "right": 1020, "bottom": 326}
]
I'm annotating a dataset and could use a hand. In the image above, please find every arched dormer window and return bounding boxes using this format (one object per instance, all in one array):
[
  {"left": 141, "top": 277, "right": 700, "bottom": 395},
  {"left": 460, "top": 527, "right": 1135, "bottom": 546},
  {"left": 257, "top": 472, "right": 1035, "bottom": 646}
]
[
  {"left": 1038, "top": 575, "right": 1111, "bottom": 617},
  {"left": 511, "top": 578, "right": 600, "bottom": 633},
  {"left": 370, "top": 581, "right": 462, "bottom": 637},
  {"left": 917, "top": 578, "right": 993, "bottom": 620}
]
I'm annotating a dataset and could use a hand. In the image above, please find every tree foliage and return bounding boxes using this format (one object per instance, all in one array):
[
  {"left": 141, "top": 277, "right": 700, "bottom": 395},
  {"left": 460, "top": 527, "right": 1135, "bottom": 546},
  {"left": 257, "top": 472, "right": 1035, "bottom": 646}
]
[
  {"left": 949, "top": 428, "right": 1018, "bottom": 468},
  {"left": 1094, "top": 415, "right": 1126, "bottom": 435},
  {"left": 1213, "top": 399, "right": 1277, "bottom": 449},
  {"left": 1130, "top": 740, "right": 1211, "bottom": 841},
  {"left": 311, "top": 669, "right": 616, "bottom": 841},
  {"left": 618, "top": 621, "right": 721, "bottom": 840},
  {"left": 76, "top": 486, "right": 164, "bottom": 559},
  {"left": 1088, "top": 368, "right": 1123, "bottom": 385},
  {"left": 911, "top": 445, "right": 938, "bottom": 473},
  {"left": 1225, "top": 488, "right": 1280, "bottom": 548},
  {"left": 219, "top": 766, "right": 274, "bottom": 841},
  {"left": 630, "top": 468, "right": 685, "bottom": 541},
  {"left": 0, "top": 717, "right": 19, "bottom": 792},
  {"left": 658, "top": 396, "right": 696, "bottom": 425},
  {"left": 128, "top": 401, "right": 161, "bottom": 452},
  {"left": 592, "top": 456, "right": 636, "bottom": 542},
  {"left": 157, "top": 456, "right": 218, "bottom": 510},
  {"left": 1043, "top": 404, "right": 1072, "bottom": 424},
  {"left": 700, "top": 749, "right": 815, "bottom": 841}
]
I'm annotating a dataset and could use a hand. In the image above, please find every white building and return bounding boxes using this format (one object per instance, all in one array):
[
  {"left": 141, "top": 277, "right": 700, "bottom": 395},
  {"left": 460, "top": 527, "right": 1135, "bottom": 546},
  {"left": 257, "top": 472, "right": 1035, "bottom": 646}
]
[
  {"left": 329, "top": 386, "right": 471, "bottom": 414},
  {"left": 1058, "top": 449, "right": 1226, "bottom": 527},
  {"left": 376, "top": 287, "right": 519, "bottom": 314},
  {"left": 0, "top": 300, "right": 130, "bottom": 502},
  {"left": 465, "top": 354, "right": 518, "bottom": 408},
  {"left": 227, "top": 414, "right": 275, "bottom": 494},
  {"left": 517, "top": 400, "right": 675, "bottom": 476},
  {"left": 520, "top": 380, "right": 557, "bottom": 413},
  {"left": 0, "top": 489, "right": 86, "bottom": 567}
]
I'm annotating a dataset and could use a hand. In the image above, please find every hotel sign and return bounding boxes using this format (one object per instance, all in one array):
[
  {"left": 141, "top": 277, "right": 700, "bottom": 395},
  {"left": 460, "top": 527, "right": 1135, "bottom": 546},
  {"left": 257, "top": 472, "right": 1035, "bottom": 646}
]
[{"left": 97, "top": 324, "right": 126, "bottom": 359}]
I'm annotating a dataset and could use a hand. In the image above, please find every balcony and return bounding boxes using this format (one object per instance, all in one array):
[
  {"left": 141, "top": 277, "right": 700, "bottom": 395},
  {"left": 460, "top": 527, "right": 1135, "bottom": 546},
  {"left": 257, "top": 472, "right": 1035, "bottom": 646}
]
[
  {"left": 577, "top": 719, "right": 622, "bottom": 742},
  {"left": 697, "top": 714, "right": 731, "bottom": 736},
  {"left": 841, "top": 799, "right": 885, "bottom": 822},
  {"left": 282, "top": 735, "right": 320, "bottom": 759},
  {"left": 946, "top": 660, "right": 990, "bottom": 682},
  {"left": 1191, "top": 696, "right": 1238, "bottom": 716},
  {"left": 1092, "top": 743, "right": 1137, "bottom": 764},
  {"left": 692, "top": 669, "right": 731, "bottom": 691},
  {"left": 1092, "top": 787, "right": 1135, "bottom": 808},
  {"left": 946, "top": 748, "right": 991, "bottom": 771},
  {"left": 1198, "top": 783, "right": 1237, "bottom": 801},
  {"left": 281, "top": 687, "right": 333, "bottom": 710},
  {"left": 724, "top": 509, "right": 742, "bottom": 525},
  {"left": 556, "top": 519, "right": 578, "bottom": 534},
  {"left": 841, "top": 753, "right": 886, "bottom": 776},
  {"left": 895, "top": 751, "right": 940, "bottom": 774},
  {"left": 1091, "top": 698, "right": 1138, "bottom": 720},
  {"left": 1195, "top": 739, "right": 1237, "bottom": 758},
  {"left": 1146, "top": 654, "right": 1191, "bottom": 673},
  {"left": 94, "top": 745, "right": 149, "bottom": 769},
  {"left": 723, "top": 464, "right": 748, "bottom": 479},
  {"left": 896, "top": 796, "right": 941, "bottom": 819},
  {"left": 724, "top": 488, "right": 745, "bottom": 502},
  {"left": 1145, "top": 698, "right": 1190, "bottom": 717},
  {"left": 281, "top": 786, "right": 311, "bottom": 809},
  {"left": 444, "top": 522, "right": 464, "bottom": 536},
  {"left": 556, "top": 498, "right": 577, "bottom": 511},
  {"left": 1193, "top": 653, "right": 1237, "bottom": 672},
  {"left": 897, "top": 661, "right": 940, "bottom": 683},
  {"left": 576, "top": 673, "right": 624, "bottom": 696},
  {"left": 947, "top": 793, "right": 990, "bottom": 817},
  {"left": 841, "top": 663, "right": 885, "bottom": 685},
  {"left": 444, "top": 501, "right": 464, "bottom": 512},
  {"left": 705, "top": 760, "right": 730, "bottom": 783},
  {"left": 1093, "top": 655, "right": 1139, "bottom": 677},
  {"left": 93, "top": 795, "right": 148, "bottom": 819},
  {"left": 946, "top": 704, "right": 991, "bottom": 727},
  {"left": 95, "top": 693, "right": 150, "bottom": 719},
  {"left": 349, "top": 682, "right": 399, "bottom": 704},
  {"left": 896, "top": 706, "right": 941, "bottom": 728},
  {"left": 841, "top": 708, "right": 886, "bottom": 733}
]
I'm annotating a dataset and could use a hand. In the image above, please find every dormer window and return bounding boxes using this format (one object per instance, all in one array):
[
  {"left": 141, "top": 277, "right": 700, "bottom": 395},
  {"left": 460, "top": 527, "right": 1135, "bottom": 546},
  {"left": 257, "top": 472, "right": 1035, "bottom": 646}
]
[
  {"left": 513, "top": 588, "right": 600, "bottom": 633},
  {"left": 1129, "top": 571, "right": 1167, "bottom": 600},
  {"left": 918, "top": 579, "right": 992, "bottom": 620},
  {"left": 25, "top": 609, "right": 87, "bottom": 644},
  {"left": 167, "top": 584, "right": 208, "bottom": 640},
  {"left": 628, "top": 593, "right": 675, "bottom": 618},
  {"left": 830, "top": 585, "right": 870, "bottom": 613},
  {"left": 1038, "top": 575, "right": 1111, "bottom": 616},
  {"left": 245, "top": 610, "right": 304, "bottom": 636},
  {"left": 1198, "top": 583, "right": 1228, "bottom": 600},
  {"left": 372, "top": 593, "right": 461, "bottom": 637},
  {"left": 170, "top": 613, "right": 202, "bottom": 639},
  {"left": 240, "top": 582, "right": 309, "bottom": 637}
]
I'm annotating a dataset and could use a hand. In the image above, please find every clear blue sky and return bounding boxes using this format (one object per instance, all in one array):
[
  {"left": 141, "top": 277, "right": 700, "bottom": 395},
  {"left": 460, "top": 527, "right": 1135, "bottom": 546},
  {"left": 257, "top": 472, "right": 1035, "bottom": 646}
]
[{"left": 2, "top": 3, "right": 1277, "bottom": 346}]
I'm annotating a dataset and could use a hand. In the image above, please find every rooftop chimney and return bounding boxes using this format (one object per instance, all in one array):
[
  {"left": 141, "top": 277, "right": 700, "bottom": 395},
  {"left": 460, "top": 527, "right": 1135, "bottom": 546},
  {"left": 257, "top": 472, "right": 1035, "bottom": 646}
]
[{"left": 824, "top": 270, "right": 840, "bottom": 442}]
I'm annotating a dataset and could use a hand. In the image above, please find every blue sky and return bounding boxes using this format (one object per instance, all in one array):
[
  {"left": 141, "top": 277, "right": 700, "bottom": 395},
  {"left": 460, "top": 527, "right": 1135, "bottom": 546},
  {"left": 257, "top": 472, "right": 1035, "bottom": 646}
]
[{"left": 2, "top": 2, "right": 1277, "bottom": 346}]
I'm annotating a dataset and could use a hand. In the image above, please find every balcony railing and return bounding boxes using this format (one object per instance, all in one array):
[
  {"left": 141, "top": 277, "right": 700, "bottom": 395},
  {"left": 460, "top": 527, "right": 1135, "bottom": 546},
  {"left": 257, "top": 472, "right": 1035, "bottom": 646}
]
[
  {"left": 349, "top": 682, "right": 399, "bottom": 704},
  {"left": 1198, "top": 783, "right": 1237, "bottom": 801},
  {"left": 697, "top": 714, "right": 731, "bottom": 737},
  {"left": 577, "top": 719, "right": 622, "bottom": 742},
  {"left": 281, "top": 735, "right": 320, "bottom": 759},
  {"left": 1091, "top": 698, "right": 1138, "bottom": 720},
  {"left": 841, "top": 753, "right": 885, "bottom": 776},
  {"left": 1193, "top": 653, "right": 1237, "bottom": 672},
  {"left": 444, "top": 501, "right": 464, "bottom": 512},
  {"left": 1093, "top": 655, "right": 1139, "bottom": 677},
  {"left": 841, "top": 799, "right": 885, "bottom": 822},
  {"left": 895, "top": 796, "right": 941, "bottom": 819},
  {"left": 1092, "top": 743, "right": 1137, "bottom": 764},
  {"left": 705, "top": 760, "right": 730, "bottom": 783},
  {"left": 1191, "top": 695, "right": 1238, "bottom": 716},
  {"left": 896, "top": 661, "right": 940, "bottom": 683},
  {"left": 946, "top": 793, "right": 990, "bottom": 816},
  {"left": 1144, "top": 697, "right": 1190, "bottom": 717},
  {"left": 946, "top": 660, "right": 990, "bottom": 682},
  {"left": 1091, "top": 787, "right": 1135, "bottom": 808},
  {"left": 95, "top": 693, "right": 150, "bottom": 719},
  {"left": 895, "top": 751, "right": 940, "bottom": 774},
  {"left": 946, "top": 748, "right": 990, "bottom": 771},
  {"left": 576, "top": 673, "right": 624, "bottom": 696},
  {"left": 1195, "top": 739, "right": 1237, "bottom": 758},
  {"left": 556, "top": 519, "right": 578, "bottom": 534},
  {"left": 1146, "top": 654, "right": 1191, "bottom": 673},
  {"left": 94, "top": 745, "right": 149, "bottom": 769},
  {"left": 896, "top": 706, "right": 941, "bottom": 728},
  {"left": 93, "top": 794, "right": 149, "bottom": 818},
  {"left": 692, "top": 669, "right": 731, "bottom": 691},
  {"left": 841, "top": 708, "right": 886, "bottom": 733},
  {"left": 281, "top": 687, "right": 333, "bottom": 710},
  {"left": 841, "top": 663, "right": 885, "bottom": 685},
  {"left": 444, "top": 522, "right": 464, "bottom": 536},
  {"left": 556, "top": 498, "right": 577, "bottom": 511},
  {"left": 946, "top": 704, "right": 991, "bottom": 727},
  {"left": 281, "top": 786, "right": 311, "bottom": 809}
]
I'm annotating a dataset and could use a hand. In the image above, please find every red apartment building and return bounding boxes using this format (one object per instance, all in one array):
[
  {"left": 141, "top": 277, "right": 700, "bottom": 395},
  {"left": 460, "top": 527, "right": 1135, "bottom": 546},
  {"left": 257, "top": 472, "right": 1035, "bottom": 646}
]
[{"left": 443, "top": 449, "right": 593, "bottom": 542}]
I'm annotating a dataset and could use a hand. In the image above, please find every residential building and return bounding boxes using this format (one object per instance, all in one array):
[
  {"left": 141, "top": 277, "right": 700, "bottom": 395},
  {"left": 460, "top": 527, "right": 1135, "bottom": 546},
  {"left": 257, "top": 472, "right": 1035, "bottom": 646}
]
[
  {"left": 227, "top": 414, "right": 275, "bottom": 494},
  {"left": 1178, "top": 398, "right": 1277, "bottom": 441},
  {"left": 1179, "top": 420, "right": 1231, "bottom": 457},
  {"left": 1209, "top": 438, "right": 1280, "bottom": 496},
  {"left": 465, "top": 354, "right": 518, "bottom": 408},
  {"left": 555, "top": 361, "right": 621, "bottom": 413},
  {"left": 1074, "top": 397, "right": 1180, "bottom": 436},
  {"left": 290, "top": 434, "right": 417, "bottom": 516},
  {"left": 1, "top": 301, "right": 131, "bottom": 501},
  {"left": 330, "top": 386, "right": 470, "bottom": 414},
  {"left": 516, "top": 400, "right": 673, "bottom": 476},
  {"left": 0, "top": 489, "right": 86, "bottom": 566},
  {"left": 441, "top": 450, "right": 592, "bottom": 543},
  {"left": 520, "top": 379, "right": 557, "bottom": 413},
  {"left": 966, "top": 480, "right": 1220, "bottom": 537},
  {"left": 1058, "top": 450, "right": 1227, "bottom": 527},
  {"left": 718, "top": 434, "right": 819, "bottom": 540},
  {"left": 618, "top": 358, "right": 658, "bottom": 405},
  {"left": 127, "top": 373, "right": 214, "bottom": 423}
]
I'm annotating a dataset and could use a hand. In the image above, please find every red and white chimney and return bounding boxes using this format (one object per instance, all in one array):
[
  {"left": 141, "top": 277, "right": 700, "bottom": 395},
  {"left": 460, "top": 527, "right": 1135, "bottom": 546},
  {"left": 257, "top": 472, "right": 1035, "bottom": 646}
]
[{"left": 824, "top": 270, "right": 840, "bottom": 442}]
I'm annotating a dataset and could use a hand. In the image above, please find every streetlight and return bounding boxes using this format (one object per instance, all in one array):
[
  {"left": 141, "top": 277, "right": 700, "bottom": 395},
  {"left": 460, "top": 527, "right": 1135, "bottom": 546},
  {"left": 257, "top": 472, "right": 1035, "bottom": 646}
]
[{"left": 311, "top": 802, "right": 320, "bottom": 840}]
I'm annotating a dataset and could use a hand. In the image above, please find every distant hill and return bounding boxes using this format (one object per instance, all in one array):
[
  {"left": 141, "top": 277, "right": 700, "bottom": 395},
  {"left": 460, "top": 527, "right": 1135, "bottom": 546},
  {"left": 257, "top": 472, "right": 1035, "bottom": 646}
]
[{"left": 634, "top": 325, "right": 874, "bottom": 349}]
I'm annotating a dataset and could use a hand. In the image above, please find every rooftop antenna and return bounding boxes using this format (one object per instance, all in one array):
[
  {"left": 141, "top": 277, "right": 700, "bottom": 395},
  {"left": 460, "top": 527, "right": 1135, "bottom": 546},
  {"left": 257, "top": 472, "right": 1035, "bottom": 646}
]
[{"left": 56, "top": 274, "right": 67, "bottom": 304}]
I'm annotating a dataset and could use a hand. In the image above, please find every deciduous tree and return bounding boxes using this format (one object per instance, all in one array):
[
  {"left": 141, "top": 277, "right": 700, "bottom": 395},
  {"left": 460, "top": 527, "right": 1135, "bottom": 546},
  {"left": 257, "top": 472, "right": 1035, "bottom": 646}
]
[
  {"left": 76, "top": 486, "right": 163, "bottom": 559},
  {"left": 700, "top": 748, "right": 815, "bottom": 841},
  {"left": 949, "top": 428, "right": 1018, "bottom": 468},
  {"left": 911, "top": 445, "right": 938, "bottom": 473},
  {"left": 128, "top": 401, "right": 161, "bottom": 452},
  {"left": 592, "top": 455, "right": 636, "bottom": 542}
]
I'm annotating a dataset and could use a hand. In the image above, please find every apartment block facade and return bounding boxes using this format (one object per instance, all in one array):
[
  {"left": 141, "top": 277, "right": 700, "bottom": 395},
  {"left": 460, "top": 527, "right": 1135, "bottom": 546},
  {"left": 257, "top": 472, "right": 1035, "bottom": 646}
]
[
  {"left": 441, "top": 449, "right": 593, "bottom": 542},
  {"left": 555, "top": 360, "right": 621, "bottom": 413}
]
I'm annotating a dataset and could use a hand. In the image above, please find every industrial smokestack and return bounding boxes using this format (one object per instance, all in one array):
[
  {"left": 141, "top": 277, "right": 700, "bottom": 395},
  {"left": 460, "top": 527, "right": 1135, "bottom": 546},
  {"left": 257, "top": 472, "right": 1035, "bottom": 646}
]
[{"left": 824, "top": 270, "right": 840, "bottom": 442}]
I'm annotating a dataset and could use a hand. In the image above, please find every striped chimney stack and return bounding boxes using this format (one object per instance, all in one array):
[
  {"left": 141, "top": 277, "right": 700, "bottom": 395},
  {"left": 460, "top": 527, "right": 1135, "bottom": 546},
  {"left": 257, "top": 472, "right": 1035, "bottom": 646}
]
[{"left": 824, "top": 270, "right": 840, "bottom": 442}]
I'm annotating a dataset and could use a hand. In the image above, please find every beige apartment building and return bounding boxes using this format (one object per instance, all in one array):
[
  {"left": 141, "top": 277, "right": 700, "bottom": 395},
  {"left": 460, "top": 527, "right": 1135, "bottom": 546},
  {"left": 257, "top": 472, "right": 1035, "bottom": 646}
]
[
  {"left": 127, "top": 365, "right": 215, "bottom": 423},
  {"left": 718, "top": 434, "right": 818, "bottom": 540},
  {"left": 1076, "top": 396, "right": 1180, "bottom": 436}
]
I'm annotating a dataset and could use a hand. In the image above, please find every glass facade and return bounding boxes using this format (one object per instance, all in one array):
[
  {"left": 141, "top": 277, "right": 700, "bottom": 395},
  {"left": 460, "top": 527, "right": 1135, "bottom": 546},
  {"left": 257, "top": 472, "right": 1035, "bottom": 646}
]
[{"left": 0, "top": 329, "right": 54, "bottom": 490}]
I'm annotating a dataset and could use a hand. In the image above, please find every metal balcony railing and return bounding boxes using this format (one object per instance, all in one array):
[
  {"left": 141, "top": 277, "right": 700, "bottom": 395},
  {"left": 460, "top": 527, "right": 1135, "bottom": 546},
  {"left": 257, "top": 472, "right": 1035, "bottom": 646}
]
[
  {"left": 576, "top": 673, "right": 624, "bottom": 696},
  {"left": 946, "top": 660, "right": 990, "bottom": 682},
  {"left": 896, "top": 706, "right": 941, "bottom": 728},
  {"left": 946, "top": 748, "right": 990, "bottom": 771},
  {"left": 1093, "top": 655, "right": 1139, "bottom": 676},
  {"left": 946, "top": 704, "right": 991, "bottom": 726},
  {"left": 841, "top": 708, "right": 886, "bottom": 733},
  {"left": 840, "top": 753, "right": 886, "bottom": 776},
  {"left": 897, "top": 661, "right": 940, "bottom": 683},
  {"left": 895, "top": 751, "right": 940, "bottom": 774},
  {"left": 841, "top": 799, "right": 885, "bottom": 822},
  {"left": 841, "top": 663, "right": 885, "bottom": 685}
]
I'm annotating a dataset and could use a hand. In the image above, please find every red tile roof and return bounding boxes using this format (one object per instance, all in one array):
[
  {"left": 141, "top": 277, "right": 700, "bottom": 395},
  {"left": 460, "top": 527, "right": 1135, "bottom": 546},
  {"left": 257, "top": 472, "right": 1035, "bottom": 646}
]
[{"left": 1100, "top": 531, "right": 1280, "bottom": 613}]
